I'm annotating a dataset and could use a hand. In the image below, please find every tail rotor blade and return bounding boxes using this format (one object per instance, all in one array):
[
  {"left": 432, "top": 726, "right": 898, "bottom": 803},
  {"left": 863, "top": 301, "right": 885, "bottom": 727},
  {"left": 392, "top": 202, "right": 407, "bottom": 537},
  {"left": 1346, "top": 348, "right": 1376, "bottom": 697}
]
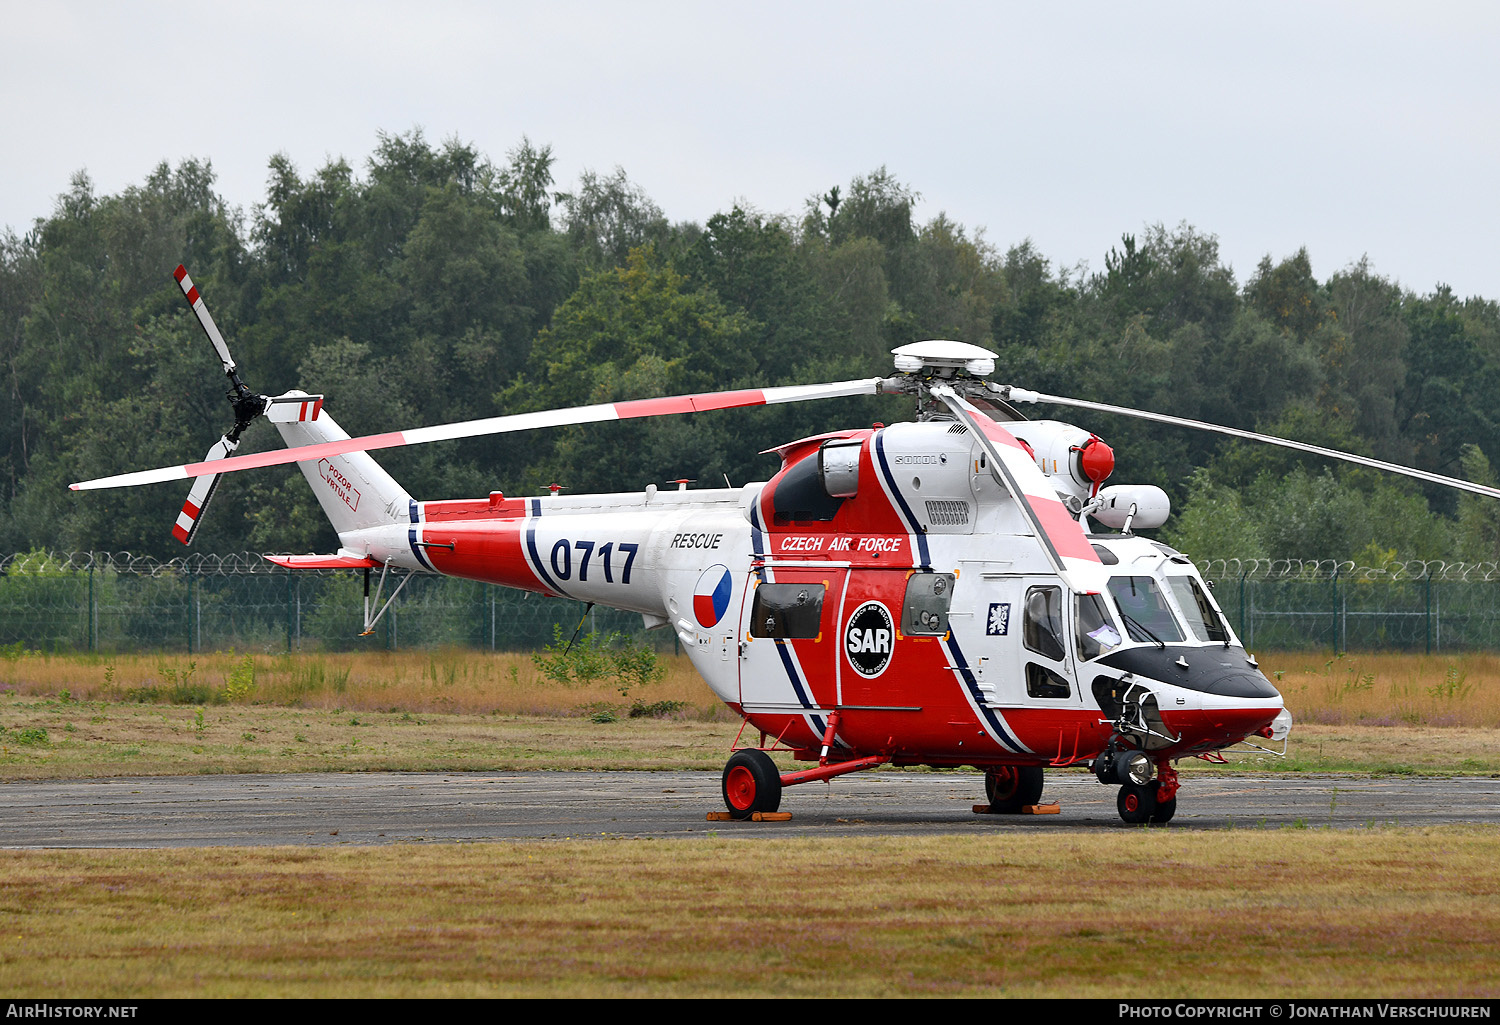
[
  {"left": 173, "top": 265, "right": 238, "bottom": 377},
  {"left": 171, "top": 435, "right": 237, "bottom": 545}
]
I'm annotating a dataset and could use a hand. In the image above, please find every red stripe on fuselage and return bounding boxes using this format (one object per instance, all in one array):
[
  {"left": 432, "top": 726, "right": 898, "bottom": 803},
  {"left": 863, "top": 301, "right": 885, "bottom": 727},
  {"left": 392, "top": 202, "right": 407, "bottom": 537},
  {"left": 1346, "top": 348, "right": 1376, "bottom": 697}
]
[{"left": 416, "top": 520, "right": 546, "bottom": 592}]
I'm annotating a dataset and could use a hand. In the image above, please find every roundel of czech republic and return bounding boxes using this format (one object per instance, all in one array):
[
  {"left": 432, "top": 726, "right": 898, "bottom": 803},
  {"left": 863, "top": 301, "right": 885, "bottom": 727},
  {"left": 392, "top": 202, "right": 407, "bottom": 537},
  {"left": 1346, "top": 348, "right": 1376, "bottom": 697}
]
[{"left": 693, "top": 565, "right": 733, "bottom": 628}]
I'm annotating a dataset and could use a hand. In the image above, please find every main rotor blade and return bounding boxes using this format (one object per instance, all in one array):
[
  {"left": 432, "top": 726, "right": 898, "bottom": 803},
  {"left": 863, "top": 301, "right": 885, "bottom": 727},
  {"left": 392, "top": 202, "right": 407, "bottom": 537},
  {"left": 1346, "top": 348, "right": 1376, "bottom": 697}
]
[
  {"left": 930, "top": 384, "right": 1106, "bottom": 594},
  {"left": 998, "top": 387, "right": 1500, "bottom": 502},
  {"left": 71, "top": 378, "right": 887, "bottom": 491}
]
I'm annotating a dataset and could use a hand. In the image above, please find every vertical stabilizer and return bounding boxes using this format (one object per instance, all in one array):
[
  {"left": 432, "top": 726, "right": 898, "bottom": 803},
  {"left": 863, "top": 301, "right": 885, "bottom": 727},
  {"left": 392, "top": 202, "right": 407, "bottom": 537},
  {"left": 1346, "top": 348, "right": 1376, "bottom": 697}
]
[{"left": 272, "top": 391, "right": 412, "bottom": 536}]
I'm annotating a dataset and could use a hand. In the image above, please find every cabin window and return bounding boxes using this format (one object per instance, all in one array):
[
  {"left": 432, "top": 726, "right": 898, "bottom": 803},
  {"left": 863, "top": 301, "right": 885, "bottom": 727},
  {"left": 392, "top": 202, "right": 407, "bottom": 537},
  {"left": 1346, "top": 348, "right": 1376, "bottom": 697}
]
[
  {"left": 749, "top": 583, "right": 825, "bottom": 639},
  {"left": 1023, "top": 585, "right": 1066, "bottom": 662},
  {"left": 902, "top": 572, "right": 956, "bottom": 636},
  {"left": 1026, "top": 662, "right": 1071, "bottom": 699}
]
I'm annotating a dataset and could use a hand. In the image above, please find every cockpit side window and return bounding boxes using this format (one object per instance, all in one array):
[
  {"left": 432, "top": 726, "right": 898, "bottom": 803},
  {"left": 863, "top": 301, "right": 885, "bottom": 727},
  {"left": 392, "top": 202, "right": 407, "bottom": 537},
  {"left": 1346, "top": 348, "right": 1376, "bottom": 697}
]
[
  {"left": 1023, "top": 585, "right": 1066, "bottom": 661},
  {"left": 1166, "top": 575, "right": 1230, "bottom": 643},
  {"left": 1105, "top": 576, "right": 1185, "bottom": 644},
  {"left": 1076, "top": 592, "right": 1122, "bottom": 660}
]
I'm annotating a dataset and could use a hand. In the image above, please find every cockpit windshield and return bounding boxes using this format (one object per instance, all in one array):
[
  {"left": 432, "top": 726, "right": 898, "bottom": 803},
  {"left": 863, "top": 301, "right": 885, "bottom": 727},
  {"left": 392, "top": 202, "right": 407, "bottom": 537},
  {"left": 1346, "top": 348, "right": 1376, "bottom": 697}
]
[
  {"left": 1165, "top": 575, "right": 1230, "bottom": 643},
  {"left": 1106, "top": 575, "right": 1185, "bottom": 644}
]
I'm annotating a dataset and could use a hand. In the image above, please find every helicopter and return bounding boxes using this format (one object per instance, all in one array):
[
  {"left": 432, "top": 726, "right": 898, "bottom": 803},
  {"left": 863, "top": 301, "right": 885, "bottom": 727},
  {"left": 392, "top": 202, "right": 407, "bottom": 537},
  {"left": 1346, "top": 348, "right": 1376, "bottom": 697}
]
[{"left": 72, "top": 266, "right": 1500, "bottom": 824}]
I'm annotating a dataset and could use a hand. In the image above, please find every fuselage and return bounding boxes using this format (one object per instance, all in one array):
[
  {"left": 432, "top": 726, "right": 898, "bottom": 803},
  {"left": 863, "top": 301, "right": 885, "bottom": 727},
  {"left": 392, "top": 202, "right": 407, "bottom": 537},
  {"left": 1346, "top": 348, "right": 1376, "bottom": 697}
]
[{"left": 330, "top": 419, "right": 1286, "bottom": 769}]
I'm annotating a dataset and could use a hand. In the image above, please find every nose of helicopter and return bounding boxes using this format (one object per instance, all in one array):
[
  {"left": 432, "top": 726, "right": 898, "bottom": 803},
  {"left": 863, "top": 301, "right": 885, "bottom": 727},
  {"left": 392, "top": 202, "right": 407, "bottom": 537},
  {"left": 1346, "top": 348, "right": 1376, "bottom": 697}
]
[
  {"left": 1110, "top": 650, "right": 1286, "bottom": 753},
  {"left": 1158, "top": 679, "right": 1287, "bottom": 751}
]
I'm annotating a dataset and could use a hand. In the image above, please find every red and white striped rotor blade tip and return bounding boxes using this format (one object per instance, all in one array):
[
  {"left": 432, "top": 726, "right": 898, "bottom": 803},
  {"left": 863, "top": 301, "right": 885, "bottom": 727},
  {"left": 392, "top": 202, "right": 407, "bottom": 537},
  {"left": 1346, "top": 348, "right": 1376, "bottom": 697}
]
[
  {"left": 170, "top": 436, "right": 237, "bottom": 545},
  {"left": 72, "top": 377, "right": 885, "bottom": 491},
  {"left": 173, "top": 265, "right": 236, "bottom": 375}
]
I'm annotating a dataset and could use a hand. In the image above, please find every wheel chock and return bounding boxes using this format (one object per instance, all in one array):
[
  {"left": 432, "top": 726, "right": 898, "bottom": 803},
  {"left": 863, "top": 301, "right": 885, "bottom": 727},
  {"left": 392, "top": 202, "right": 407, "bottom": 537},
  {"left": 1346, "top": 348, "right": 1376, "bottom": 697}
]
[
  {"left": 972, "top": 803, "right": 1061, "bottom": 815},
  {"left": 706, "top": 811, "right": 793, "bottom": 822}
]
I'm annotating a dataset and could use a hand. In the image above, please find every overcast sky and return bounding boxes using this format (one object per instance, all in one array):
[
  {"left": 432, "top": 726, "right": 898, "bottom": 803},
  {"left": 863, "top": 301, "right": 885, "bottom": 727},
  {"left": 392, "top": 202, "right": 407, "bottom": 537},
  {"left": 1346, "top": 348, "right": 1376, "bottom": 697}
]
[{"left": 5, "top": 1, "right": 1498, "bottom": 298}]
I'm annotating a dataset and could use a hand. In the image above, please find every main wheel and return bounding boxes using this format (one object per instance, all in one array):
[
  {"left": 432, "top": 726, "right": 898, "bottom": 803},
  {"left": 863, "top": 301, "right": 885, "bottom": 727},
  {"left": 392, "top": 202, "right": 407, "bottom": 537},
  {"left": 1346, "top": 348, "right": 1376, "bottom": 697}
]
[
  {"left": 1117, "top": 781, "right": 1158, "bottom": 824},
  {"left": 722, "top": 750, "right": 783, "bottom": 819},
  {"left": 1148, "top": 781, "right": 1177, "bottom": 824},
  {"left": 985, "top": 765, "right": 1044, "bottom": 814}
]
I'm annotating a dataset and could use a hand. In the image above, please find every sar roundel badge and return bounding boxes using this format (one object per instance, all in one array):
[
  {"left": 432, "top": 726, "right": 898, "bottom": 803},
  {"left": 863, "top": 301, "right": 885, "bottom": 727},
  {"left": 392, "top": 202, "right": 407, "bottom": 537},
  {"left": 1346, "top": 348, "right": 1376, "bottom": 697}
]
[{"left": 693, "top": 565, "right": 733, "bottom": 628}]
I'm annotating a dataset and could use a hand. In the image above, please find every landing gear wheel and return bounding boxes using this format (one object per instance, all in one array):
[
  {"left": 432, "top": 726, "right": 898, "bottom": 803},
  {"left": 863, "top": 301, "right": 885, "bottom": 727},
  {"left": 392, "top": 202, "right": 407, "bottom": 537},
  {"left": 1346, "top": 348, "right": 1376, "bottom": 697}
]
[
  {"left": 985, "top": 766, "right": 1044, "bottom": 814},
  {"left": 1148, "top": 781, "right": 1177, "bottom": 824},
  {"left": 722, "top": 750, "right": 783, "bottom": 819},
  {"left": 1117, "top": 781, "right": 1158, "bottom": 824}
]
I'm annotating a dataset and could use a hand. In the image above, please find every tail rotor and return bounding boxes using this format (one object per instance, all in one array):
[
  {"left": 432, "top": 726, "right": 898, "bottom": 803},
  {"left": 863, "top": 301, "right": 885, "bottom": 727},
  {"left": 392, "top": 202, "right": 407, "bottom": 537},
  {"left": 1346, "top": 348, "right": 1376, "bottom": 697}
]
[{"left": 169, "top": 265, "right": 322, "bottom": 545}]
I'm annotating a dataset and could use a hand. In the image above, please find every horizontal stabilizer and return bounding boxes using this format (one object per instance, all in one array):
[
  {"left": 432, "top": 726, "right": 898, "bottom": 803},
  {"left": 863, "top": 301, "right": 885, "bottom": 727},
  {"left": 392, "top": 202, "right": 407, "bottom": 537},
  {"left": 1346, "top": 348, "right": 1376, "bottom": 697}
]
[
  {"left": 264, "top": 394, "right": 324, "bottom": 424},
  {"left": 263, "top": 553, "right": 380, "bottom": 569}
]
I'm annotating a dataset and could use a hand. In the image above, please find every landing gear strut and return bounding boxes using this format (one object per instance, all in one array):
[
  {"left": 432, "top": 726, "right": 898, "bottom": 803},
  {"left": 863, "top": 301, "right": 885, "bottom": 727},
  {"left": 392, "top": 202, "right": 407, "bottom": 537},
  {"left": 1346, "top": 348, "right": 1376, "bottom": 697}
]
[{"left": 1095, "top": 747, "right": 1179, "bottom": 825}]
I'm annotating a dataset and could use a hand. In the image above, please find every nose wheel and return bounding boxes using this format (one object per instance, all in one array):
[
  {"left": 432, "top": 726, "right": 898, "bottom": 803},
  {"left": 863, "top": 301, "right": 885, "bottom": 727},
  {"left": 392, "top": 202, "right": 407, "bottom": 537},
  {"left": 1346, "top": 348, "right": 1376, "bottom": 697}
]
[{"left": 1117, "top": 780, "right": 1176, "bottom": 824}]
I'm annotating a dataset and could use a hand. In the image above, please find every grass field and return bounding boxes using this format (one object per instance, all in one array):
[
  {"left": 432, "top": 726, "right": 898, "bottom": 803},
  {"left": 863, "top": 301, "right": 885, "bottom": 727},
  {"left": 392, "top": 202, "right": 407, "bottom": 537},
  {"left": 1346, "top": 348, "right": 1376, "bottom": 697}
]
[
  {"left": 2, "top": 829, "right": 1496, "bottom": 998},
  {"left": 1, "top": 646, "right": 1496, "bottom": 998}
]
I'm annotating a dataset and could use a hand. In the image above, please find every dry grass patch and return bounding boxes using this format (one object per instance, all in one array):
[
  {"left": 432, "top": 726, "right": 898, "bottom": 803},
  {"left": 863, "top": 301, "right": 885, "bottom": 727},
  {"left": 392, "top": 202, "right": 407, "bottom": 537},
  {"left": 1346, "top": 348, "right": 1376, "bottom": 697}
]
[
  {"left": 0, "top": 696, "right": 747, "bottom": 780},
  {"left": 3, "top": 649, "right": 1500, "bottom": 779},
  {"left": 0, "top": 648, "right": 723, "bottom": 715},
  {"left": 1265, "top": 650, "right": 1500, "bottom": 728},
  {"left": 1, "top": 828, "right": 1496, "bottom": 998}
]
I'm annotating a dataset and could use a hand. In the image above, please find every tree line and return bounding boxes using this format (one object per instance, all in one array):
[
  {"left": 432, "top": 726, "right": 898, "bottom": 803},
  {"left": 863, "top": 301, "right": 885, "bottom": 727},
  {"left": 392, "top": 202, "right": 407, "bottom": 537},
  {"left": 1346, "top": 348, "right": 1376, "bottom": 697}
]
[{"left": 3, "top": 129, "right": 1499, "bottom": 564}]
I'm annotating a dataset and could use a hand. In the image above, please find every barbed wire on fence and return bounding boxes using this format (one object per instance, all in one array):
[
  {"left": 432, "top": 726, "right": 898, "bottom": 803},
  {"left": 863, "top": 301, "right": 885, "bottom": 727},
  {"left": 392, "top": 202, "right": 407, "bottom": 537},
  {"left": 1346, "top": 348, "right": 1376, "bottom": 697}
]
[
  {"left": 0, "top": 551, "right": 360, "bottom": 576},
  {"left": 1197, "top": 558, "right": 1500, "bottom": 582},
  {"left": 5, "top": 552, "right": 1500, "bottom": 654},
  {"left": 10, "top": 551, "right": 1500, "bottom": 581}
]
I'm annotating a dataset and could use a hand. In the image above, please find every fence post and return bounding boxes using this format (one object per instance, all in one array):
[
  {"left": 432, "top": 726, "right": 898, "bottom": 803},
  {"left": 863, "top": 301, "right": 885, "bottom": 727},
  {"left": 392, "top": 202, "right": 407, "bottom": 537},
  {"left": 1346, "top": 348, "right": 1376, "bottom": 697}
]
[
  {"left": 1238, "top": 566, "right": 1249, "bottom": 644},
  {"left": 87, "top": 560, "right": 95, "bottom": 652},
  {"left": 1425, "top": 570, "right": 1432, "bottom": 655},
  {"left": 185, "top": 563, "right": 194, "bottom": 655},
  {"left": 1331, "top": 564, "right": 1340, "bottom": 653}
]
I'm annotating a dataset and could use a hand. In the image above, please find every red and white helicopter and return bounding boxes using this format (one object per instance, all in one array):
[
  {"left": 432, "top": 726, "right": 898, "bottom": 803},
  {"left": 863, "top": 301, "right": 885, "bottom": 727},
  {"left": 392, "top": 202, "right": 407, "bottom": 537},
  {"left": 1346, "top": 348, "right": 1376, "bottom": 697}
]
[{"left": 73, "top": 267, "right": 1500, "bottom": 824}]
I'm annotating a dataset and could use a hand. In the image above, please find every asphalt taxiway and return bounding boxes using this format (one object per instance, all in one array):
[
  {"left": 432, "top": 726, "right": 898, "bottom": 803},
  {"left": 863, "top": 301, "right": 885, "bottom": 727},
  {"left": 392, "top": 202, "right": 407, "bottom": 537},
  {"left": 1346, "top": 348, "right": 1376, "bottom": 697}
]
[{"left": 2, "top": 771, "right": 1496, "bottom": 847}]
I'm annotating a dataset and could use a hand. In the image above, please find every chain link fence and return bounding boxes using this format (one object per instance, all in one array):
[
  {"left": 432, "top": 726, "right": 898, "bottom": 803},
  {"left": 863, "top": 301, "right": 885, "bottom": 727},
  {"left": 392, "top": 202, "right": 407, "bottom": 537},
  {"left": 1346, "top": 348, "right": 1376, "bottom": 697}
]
[
  {"left": 1199, "top": 559, "right": 1500, "bottom": 653},
  {"left": 4, "top": 552, "right": 1500, "bottom": 654},
  {"left": 0, "top": 552, "right": 659, "bottom": 655}
]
